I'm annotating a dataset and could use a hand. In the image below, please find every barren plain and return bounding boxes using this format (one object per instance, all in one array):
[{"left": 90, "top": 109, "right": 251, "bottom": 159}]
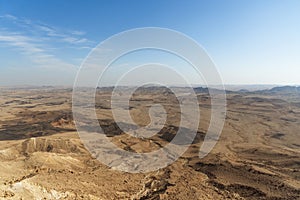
[{"left": 0, "top": 86, "right": 299, "bottom": 199}]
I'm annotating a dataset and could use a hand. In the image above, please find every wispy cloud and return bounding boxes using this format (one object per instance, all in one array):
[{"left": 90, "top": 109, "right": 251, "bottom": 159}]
[
  {"left": 0, "top": 14, "right": 94, "bottom": 70},
  {"left": 0, "top": 14, "right": 17, "bottom": 20},
  {"left": 0, "top": 14, "right": 94, "bottom": 46},
  {"left": 0, "top": 33, "right": 43, "bottom": 53},
  {"left": 0, "top": 31, "right": 75, "bottom": 70},
  {"left": 70, "top": 30, "right": 86, "bottom": 36}
]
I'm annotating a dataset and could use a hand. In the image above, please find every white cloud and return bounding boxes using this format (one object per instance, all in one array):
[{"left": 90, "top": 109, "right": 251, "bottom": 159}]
[
  {"left": 0, "top": 14, "right": 17, "bottom": 20},
  {"left": 70, "top": 30, "right": 86, "bottom": 36},
  {"left": 0, "top": 14, "right": 95, "bottom": 71},
  {"left": 0, "top": 14, "right": 94, "bottom": 46},
  {"left": 0, "top": 34, "right": 43, "bottom": 53},
  {"left": 0, "top": 31, "right": 76, "bottom": 70}
]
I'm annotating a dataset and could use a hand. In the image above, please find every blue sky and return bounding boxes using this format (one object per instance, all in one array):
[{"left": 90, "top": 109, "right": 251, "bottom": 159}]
[{"left": 0, "top": 0, "right": 299, "bottom": 86}]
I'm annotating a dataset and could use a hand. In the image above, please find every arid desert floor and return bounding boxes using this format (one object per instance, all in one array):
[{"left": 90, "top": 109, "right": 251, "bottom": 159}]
[{"left": 0, "top": 87, "right": 299, "bottom": 199}]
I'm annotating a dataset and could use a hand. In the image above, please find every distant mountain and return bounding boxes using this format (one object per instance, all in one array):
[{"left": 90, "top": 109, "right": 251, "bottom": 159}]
[
  {"left": 238, "top": 89, "right": 250, "bottom": 93},
  {"left": 268, "top": 86, "right": 300, "bottom": 93},
  {"left": 94, "top": 85, "right": 300, "bottom": 95},
  {"left": 193, "top": 87, "right": 209, "bottom": 93}
]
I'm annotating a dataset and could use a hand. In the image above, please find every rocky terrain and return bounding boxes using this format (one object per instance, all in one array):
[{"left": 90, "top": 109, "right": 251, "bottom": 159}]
[{"left": 0, "top": 87, "right": 299, "bottom": 199}]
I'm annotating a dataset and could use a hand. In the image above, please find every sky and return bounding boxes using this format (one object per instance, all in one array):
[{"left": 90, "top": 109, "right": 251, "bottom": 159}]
[{"left": 0, "top": 0, "right": 299, "bottom": 86}]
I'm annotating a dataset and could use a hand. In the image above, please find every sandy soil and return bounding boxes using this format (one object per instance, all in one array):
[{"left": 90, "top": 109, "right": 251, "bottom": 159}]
[{"left": 0, "top": 87, "right": 299, "bottom": 199}]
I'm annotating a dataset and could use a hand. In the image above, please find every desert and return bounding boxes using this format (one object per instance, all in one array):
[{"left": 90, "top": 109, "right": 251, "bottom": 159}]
[{"left": 0, "top": 86, "right": 299, "bottom": 199}]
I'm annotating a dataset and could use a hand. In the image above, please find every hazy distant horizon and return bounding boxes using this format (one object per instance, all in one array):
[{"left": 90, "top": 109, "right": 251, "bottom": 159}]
[{"left": 1, "top": 83, "right": 299, "bottom": 92}]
